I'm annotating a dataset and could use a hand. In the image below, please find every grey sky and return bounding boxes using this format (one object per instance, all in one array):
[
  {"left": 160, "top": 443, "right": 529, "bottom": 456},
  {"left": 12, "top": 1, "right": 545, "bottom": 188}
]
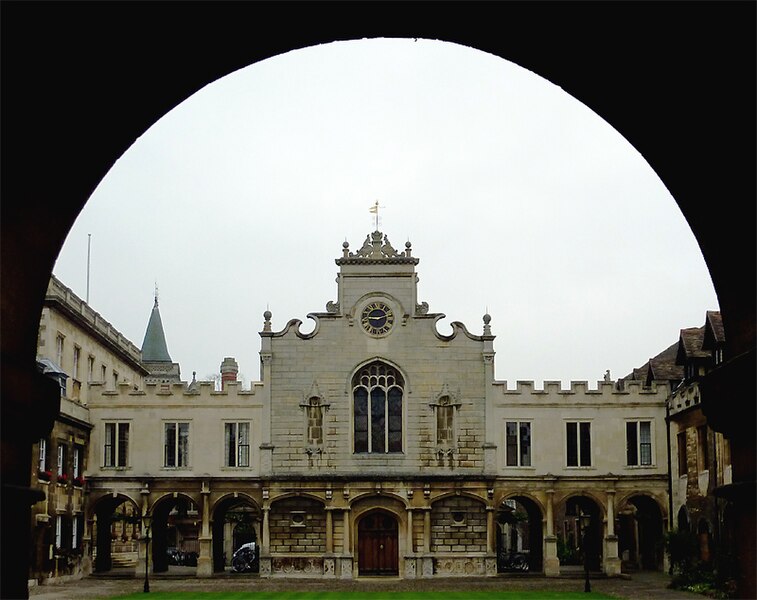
[{"left": 53, "top": 38, "right": 718, "bottom": 387}]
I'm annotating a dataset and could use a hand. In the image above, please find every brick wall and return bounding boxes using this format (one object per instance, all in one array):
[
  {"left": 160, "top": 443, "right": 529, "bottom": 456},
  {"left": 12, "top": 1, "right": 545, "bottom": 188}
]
[
  {"left": 430, "top": 496, "right": 487, "bottom": 553},
  {"left": 269, "top": 498, "right": 326, "bottom": 554}
]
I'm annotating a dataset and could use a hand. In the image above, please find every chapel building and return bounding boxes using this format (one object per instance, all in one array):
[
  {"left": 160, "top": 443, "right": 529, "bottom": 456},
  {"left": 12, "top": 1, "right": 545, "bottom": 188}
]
[{"left": 34, "top": 230, "right": 672, "bottom": 582}]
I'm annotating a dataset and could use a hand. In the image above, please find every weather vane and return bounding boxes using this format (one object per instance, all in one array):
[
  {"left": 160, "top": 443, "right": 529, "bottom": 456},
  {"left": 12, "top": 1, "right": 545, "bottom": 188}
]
[{"left": 369, "top": 200, "right": 384, "bottom": 231}]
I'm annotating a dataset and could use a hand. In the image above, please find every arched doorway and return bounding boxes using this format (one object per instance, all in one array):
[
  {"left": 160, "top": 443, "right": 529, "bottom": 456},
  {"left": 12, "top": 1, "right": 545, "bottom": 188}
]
[
  {"left": 497, "top": 496, "right": 543, "bottom": 572},
  {"left": 357, "top": 510, "right": 399, "bottom": 576},
  {"left": 618, "top": 495, "right": 664, "bottom": 571},
  {"left": 150, "top": 494, "right": 200, "bottom": 573},
  {"left": 92, "top": 495, "right": 140, "bottom": 573},
  {"left": 212, "top": 496, "right": 260, "bottom": 573},
  {"left": 677, "top": 506, "right": 690, "bottom": 532},
  {"left": 559, "top": 496, "right": 602, "bottom": 572}
]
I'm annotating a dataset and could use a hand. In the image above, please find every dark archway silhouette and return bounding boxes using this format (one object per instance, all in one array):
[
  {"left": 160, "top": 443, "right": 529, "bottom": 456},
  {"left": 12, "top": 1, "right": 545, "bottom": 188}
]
[
  {"left": 91, "top": 495, "right": 140, "bottom": 573},
  {"left": 212, "top": 496, "right": 260, "bottom": 573},
  {"left": 497, "top": 496, "right": 543, "bottom": 573},
  {"left": 150, "top": 494, "right": 199, "bottom": 573},
  {"left": 2, "top": 4, "right": 754, "bottom": 598},
  {"left": 619, "top": 495, "right": 664, "bottom": 571},
  {"left": 560, "top": 496, "right": 602, "bottom": 571}
]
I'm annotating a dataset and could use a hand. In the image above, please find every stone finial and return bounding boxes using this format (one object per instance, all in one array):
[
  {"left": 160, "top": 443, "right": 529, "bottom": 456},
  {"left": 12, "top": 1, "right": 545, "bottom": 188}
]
[
  {"left": 263, "top": 310, "right": 272, "bottom": 332},
  {"left": 342, "top": 240, "right": 350, "bottom": 258},
  {"left": 483, "top": 313, "right": 492, "bottom": 336},
  {"left": 405, "top": 240, "right": 412, "bottom": 257}
]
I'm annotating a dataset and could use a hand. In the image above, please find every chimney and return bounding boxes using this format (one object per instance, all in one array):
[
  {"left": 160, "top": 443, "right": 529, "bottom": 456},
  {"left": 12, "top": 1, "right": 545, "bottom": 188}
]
[{"left": 220, "top": 357, "right": 238, "bottom": 390}]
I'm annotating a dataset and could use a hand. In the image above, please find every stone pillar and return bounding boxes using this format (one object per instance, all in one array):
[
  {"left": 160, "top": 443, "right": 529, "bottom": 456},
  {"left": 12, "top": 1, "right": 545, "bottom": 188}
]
[
  {"left": 135, "top": 488, "right": 152, "bottom": 576},
  {"left": 421, "top": 508, "right": 433, "bottom": 577},
  {"left": 323, "top": 508, "right": 335, "bottom": 578},
  {"left": 197, "top": 483, "right": 213, "bottom": 577},
  {"left": 259, "top": 505, "right": 271, "bottom": 578},
  {"left": 603, "top": 490, "right": 620, "bottom": 576},
  {"left": 485, "top": 506, "right": 497, "bottom": 575},
  {"left": 544, "top": 489, "right": 560, "bottom": 576},
  {"left": 340, "top": 509, "right": 352, "bottom": 578},
  {"left": 404, "top": 508, "right": 416, "bottom": 578}
]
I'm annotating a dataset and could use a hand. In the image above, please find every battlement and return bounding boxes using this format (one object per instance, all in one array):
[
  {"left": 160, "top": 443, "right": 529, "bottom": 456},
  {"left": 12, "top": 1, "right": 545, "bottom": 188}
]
[
  {"left": 92, "top": 379, "right": 264, "bottom": 401},
  {"left": 492, "top": 379, "right": 669, "bottom": 401}
]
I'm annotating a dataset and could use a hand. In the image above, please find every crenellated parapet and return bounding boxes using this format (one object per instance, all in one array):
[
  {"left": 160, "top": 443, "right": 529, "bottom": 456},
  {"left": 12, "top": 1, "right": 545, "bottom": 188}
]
[
  {"left": 491, "top": 379, "right": 669, "bottom": 402},
  {"left": 90, "top": 379, "right": 264, "bottom": 403}
]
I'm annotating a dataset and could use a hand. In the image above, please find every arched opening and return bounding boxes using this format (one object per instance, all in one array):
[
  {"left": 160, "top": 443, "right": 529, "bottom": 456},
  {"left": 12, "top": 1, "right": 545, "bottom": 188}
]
[
  {"left": 357, "top": 510, "right": 399, "bottom": 576},
  {"left": 618, "top": 495, "right": 664, "bottom": 571},
  {"left": 212, "top": 496, "right": 260, "bottom": 573},
  {"left": 2, "top": 9, "right": 753, "bottom": 599},
  {"left": 352, "top": 361, "right": 404, "bottom": 454},
  {"left": 150, "top": 494, "right": 199, "bottom": 574},
  {"left": 91, "top": 495, "right": 140, "bottom": 573},
  {"left": 496, "top": 496, "right": 543, "bottom": 573},
  {"left": 558, "top": 496, "right": 602, "bottom": 572},
  {"left": 677, "top": 506, "right": 690, "bottom": 532}
]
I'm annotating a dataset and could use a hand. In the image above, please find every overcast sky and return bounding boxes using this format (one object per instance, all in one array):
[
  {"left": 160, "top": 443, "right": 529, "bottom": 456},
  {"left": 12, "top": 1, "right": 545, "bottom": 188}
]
[{"left": 53, "top": 38, "right": 718, "bottom": 388}]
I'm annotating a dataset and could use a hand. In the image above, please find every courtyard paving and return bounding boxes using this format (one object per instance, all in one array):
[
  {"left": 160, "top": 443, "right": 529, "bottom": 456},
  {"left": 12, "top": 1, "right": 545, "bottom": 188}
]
[{"left": 27, "top": 570, "right": 703, "bottom": 600}]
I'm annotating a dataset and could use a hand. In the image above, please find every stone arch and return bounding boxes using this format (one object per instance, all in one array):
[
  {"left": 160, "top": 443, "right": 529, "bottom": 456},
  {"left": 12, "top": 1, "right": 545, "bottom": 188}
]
[
  {"left": 617, "top": 494, "right": 665, "bottom": 571},
  {"left": 149, "top": 492, "right": 201, "bottom": 573},
  {"left": 556, "top": 494, "right": 603, "bottom": 571},
  {"left": 211, "top": 493, "right": 261, "bottom": 573},
  {"left": 90, "top": 493, "right": 141, "bottom": 573},
  {"left": 431, "top": 490, "right": 488, "bottom": 507},
  {"left": 2, "top": 11, "right": 752, "bottom": 599},
  {"left": 497, "top": 494, "right": 544, "bottom": 572}
]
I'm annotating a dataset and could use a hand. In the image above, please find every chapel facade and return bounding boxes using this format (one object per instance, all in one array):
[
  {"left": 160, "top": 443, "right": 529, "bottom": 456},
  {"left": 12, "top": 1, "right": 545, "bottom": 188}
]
[{"left": 35, "top": 231, "right": 672, "bottom": 582}]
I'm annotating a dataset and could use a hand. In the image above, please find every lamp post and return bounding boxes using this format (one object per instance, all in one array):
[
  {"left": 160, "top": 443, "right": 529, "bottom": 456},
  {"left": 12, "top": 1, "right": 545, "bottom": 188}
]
[
  {"left": 141, "top": 514, "right": 152, "bottom": 593},
  {"left": 579, "top": 513, "right": 591, "bottom": 593}
]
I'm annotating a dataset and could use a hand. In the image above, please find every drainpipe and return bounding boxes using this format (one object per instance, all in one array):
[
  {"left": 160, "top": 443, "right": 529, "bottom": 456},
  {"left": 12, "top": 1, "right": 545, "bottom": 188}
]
[{"left": 665, "top": 396, "right": 674, "bottom": 530}]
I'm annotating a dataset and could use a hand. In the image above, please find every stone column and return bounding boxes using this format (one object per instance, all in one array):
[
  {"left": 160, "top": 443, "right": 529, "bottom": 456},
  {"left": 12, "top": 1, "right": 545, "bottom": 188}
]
[
  {"left": 603, "top": 490, "right": 620, "bottom": 576},
  {"left": 404, "top": 508, "right": 416, "bottom": 578},
  {"left": 485, "top": 506, "right": 497, "bottom": 575},
  {"left": 197, "top": 483, "right": 213, "bottom": 577},
  {"left": 323, "top": 508, "right": 335, "bottom": 578},
  {"left": 421, "top": 508, "right": 433, "bottom": 578},
  {"left": 259, "top": 505, "right": 271, "bottom": 578},
  {"left": 135, "top": 487, "right": 152, "bottom": 576},
  {"left": 340, "top": 509, "right": 352, "bottom": 578},
  {"left": 543, "top": 489, "right": 560, "bottom": 576}
]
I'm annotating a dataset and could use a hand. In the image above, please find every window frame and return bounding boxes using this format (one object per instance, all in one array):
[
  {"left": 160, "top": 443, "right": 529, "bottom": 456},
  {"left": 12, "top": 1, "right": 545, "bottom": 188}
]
[
  {"left": 38, "top": 438, "right": 47, "bottom": 473},
  {"left": 352, "top": 362, "right": 404, "bottom": 455},
  {"left": 697, "top": 425, "right": 709, "bottom": 472},
  {"left": 163, "top": 421, "right": 190, "bottom": 468},
  {"left": 57, "top": 442, "right": 67, "bottom": 477},
  {"left": 626, "top": 420, "right": 654, "bottom": 467},
  {"left": 223, "top": 421, "right": 251, "bottom": 468},
  {"left": 566, "top": 420, "right": 592, "bottom": 467},
  {"left": 504, "top": 420, "right": 532, "bottom": 467},
  {"left": 103, "top": 421, "right": 130, "bottom": 468},
  {"left": 677, "top": 430, "right": 688, "bottom": 476}
]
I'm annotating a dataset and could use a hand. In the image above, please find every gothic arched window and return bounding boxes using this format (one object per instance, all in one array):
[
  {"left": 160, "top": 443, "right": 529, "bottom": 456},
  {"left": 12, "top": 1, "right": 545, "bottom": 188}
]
[{"left": 353, "top": 362, "right": 403, "bottom": 454}]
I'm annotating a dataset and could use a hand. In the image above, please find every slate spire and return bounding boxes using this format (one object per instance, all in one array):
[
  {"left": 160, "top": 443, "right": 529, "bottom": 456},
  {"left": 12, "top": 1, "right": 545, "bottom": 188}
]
[{"left": 141, "top": 292, "right": 172, "bottom": 362}]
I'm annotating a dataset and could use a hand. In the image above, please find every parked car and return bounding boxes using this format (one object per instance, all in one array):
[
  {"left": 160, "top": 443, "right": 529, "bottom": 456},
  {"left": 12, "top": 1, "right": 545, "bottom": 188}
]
[{"left": 166, "top": 547, "right": 183, "bottom": 566}]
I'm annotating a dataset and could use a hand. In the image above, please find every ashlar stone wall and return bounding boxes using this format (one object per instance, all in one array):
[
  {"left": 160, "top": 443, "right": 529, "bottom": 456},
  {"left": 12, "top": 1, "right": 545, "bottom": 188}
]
[
  {"left": 269, "top": 497, "right": 326, "bottom": 554},
  {"left": 430, "top": 496, "right": 487, "bottom": 553}
]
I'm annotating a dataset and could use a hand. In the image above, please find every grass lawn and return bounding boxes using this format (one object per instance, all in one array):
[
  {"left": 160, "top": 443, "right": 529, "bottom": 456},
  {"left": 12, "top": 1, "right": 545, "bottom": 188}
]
[{"left": 111, "top": 593, "right": 616, "bottom": 599}]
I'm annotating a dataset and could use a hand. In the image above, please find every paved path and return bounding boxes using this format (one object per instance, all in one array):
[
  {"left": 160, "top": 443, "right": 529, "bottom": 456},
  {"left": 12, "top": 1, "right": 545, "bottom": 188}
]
[{"left": 27, "top": 571, "right": 703, "bottom": 600}]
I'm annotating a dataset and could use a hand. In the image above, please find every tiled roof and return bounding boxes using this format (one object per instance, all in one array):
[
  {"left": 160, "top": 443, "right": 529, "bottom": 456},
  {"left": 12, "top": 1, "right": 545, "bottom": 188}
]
[
  {"left": 702, "top": 310, "right": 725, "bottom": 350},
  {"left": 676, "top": 326, "right": 708, "bottom": 364},
  {"left": 624, "top": 340, "right": 683, "bottom": 383}
]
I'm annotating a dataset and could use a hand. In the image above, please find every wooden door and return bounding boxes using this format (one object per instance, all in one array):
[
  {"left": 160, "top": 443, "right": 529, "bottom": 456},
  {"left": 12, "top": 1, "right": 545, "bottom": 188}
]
[{"left": 357, "top": 512, "right": 399, "bottom": 575}]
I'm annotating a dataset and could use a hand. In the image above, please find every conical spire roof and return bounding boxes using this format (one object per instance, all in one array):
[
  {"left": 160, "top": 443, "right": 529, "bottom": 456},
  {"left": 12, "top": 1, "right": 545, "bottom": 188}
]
[{"left": 141, "top": 296, "right": 172, "bottom": 362}]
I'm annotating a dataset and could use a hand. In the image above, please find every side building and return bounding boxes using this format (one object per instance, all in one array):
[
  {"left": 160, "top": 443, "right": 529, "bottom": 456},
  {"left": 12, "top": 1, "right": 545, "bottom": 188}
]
[
  {"left": 81, "top": 230, "right": 671, "bottom": 580},
  {"left": 30, "top": 276, "right": 148, "bottom": 586}
]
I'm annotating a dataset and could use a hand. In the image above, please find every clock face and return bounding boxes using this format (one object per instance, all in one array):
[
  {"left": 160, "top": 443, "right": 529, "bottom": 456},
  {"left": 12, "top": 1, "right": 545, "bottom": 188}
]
[{"left": 361, "top": 301, "right": 394, "bottom": 336}]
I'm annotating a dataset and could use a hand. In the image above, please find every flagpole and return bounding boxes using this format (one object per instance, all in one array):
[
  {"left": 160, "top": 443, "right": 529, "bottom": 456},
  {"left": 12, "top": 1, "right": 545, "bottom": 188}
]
[{"left": 86, "top": 234, "right": 91, "bottom": 304}]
